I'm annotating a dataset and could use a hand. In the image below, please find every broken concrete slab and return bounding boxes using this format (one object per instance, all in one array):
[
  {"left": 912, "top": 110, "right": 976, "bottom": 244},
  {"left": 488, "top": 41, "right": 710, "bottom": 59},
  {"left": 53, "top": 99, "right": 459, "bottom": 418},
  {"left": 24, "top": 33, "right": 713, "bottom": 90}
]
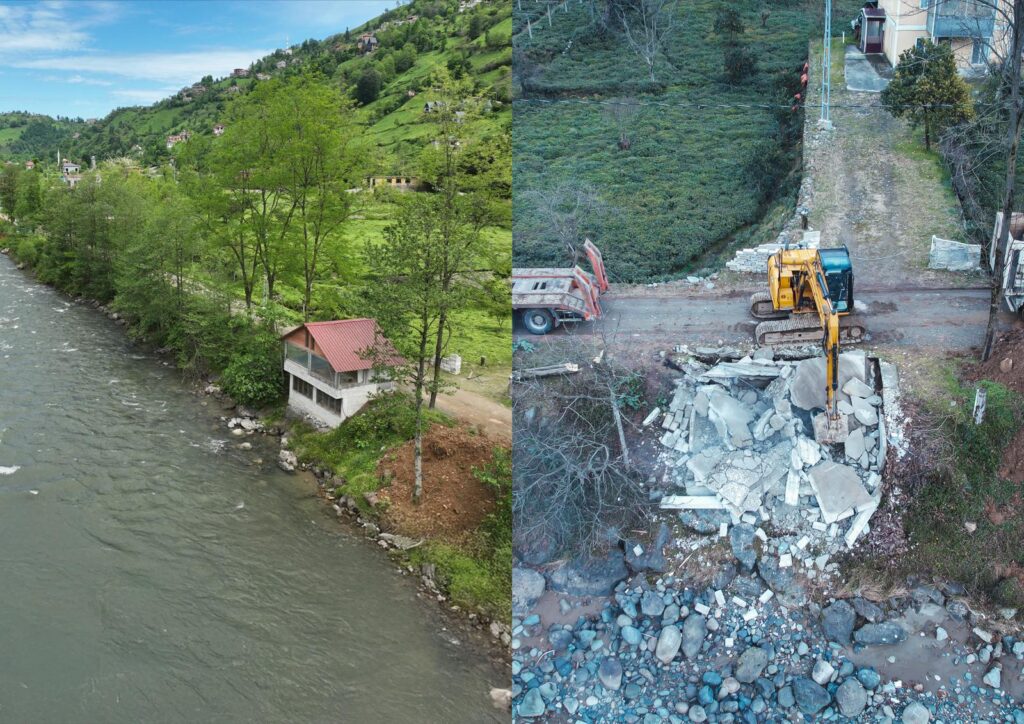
[
  {"left": 700, "top": 361, "right": 782, "bottom": 384},
  {"left": 789, "top": 353, "right": 867, "bottom": 411},
  {"left": 794, "top": 436, "right": 821, "bottom": 466},
  {"left": 850, "top": 396, "right": 878, "bottom": 427},
  {"left": 845, "top": 427, "right": 866, "bottom": 462},
  {"left": 705, "top": 443, "right": 790, "bottom": 515},
  {"left": 707, "top": 391, "right": 754, "bottom": 448},
  {"left": 687, "top": 447, "right": 725, "bottom": 483},
  {"left": 928, "top": 236, "right": 981, "bottom": 271},
  {"left": 843, "top": 377, "right": 874, "bottom": 399},
  {"left": 660, "top": 495, "right": 727, "bottom": 510},
  {"left": 807, "top": 461, "right": 874, "bottom": 524}
]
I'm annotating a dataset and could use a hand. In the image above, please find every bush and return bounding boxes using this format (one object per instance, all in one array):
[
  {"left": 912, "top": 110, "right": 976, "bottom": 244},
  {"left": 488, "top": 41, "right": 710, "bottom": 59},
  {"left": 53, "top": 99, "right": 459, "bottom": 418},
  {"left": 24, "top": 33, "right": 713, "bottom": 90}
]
[
  {"left": 220, "top": 330, "right": 284, "bottom": 407},
  {"left": 724, "top": 45, "right": 757, "bottom": 84}
]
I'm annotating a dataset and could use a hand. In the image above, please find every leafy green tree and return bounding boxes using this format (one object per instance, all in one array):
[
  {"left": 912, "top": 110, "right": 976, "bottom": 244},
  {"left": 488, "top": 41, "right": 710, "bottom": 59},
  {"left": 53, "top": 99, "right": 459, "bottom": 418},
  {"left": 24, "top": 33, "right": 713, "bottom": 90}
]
[
  {"left": 364, "top": 194, "right": 446, "bottom": 503},
  {"left": 724, "top": 44, "right": 756, "bottom": 84},
  {"left": 467, "top": 13, "right": 484, "bottom": 39},
  {"left": 714, "top": 5, "right": 743, "bottom": 35},
  {"left": 356, "top": 67, "right": 383, "bottom": 104},
  {"left": 881, "top": 40, "right": 974, "bottom": 150}
]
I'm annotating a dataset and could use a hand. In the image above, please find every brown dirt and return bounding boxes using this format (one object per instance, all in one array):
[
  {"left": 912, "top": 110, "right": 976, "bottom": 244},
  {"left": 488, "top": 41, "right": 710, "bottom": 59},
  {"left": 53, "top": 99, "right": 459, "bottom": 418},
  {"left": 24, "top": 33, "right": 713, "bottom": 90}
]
[
  {"left": 377, "top": 425, "right": 499, "bottom": 544},
  {"left": 965, "top": 327, "right": 1024, "bottom": 482},
  {"left": 968, "top": 327, "right": 1024, "bottom": 395}
]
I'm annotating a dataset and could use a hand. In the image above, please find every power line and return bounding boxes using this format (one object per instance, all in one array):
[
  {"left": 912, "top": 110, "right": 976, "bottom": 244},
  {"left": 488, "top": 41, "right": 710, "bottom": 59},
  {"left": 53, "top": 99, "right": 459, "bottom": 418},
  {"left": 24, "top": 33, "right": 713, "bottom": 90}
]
[{"left": 511, "top": 96, "right": 1008, "bottom": 112}]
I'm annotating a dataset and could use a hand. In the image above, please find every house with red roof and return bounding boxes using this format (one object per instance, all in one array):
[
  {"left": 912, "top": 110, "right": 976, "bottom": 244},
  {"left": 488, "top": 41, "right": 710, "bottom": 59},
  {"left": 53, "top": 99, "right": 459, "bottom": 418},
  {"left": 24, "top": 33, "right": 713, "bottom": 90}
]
[{"left": 281, "top": 318, "right": 401, "bottom": 427}]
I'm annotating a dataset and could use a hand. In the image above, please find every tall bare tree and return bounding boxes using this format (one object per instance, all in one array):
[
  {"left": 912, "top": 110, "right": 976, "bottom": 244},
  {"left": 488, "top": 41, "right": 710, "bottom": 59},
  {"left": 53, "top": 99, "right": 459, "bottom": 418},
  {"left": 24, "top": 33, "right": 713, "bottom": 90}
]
[
  {"left": 523, "top": 181, "right": 604, "bottom": 264},
  {"left": 616, "top": 0, "right": 679, "bottom": 82},
  {"left": 604, "top": 97, "right": 641, "bottom": 150}
]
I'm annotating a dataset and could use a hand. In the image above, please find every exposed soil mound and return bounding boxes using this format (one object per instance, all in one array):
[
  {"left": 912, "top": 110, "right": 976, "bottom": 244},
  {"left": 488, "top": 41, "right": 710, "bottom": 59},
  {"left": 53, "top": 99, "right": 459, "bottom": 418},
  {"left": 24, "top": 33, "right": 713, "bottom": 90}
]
[
  {"left": 969, "top": 328, "right": 1024, "bottom": 395},
  {"left": 378, "top": 426, "right": 499, "bottom": 543}
]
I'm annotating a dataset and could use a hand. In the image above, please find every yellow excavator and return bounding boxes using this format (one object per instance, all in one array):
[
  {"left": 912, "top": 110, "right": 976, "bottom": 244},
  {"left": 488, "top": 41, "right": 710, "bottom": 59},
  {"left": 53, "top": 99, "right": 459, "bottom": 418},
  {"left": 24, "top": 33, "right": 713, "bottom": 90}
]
[{"left": 749, "top": 245, "right": 866, "bottom": 443}]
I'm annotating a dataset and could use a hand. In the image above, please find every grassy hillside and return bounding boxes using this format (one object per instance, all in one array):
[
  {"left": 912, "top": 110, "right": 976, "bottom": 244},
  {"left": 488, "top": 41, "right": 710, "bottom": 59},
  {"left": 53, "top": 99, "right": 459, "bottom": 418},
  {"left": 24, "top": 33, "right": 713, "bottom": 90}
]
[
  {"left": 11, "top": 0, "right": 511, "bottom": 174},
  {"left": 512, "top": 0, "right": 862, "bottom": 282},
  {"left": 0, "top": 112, "right": 85, "bottom": 162}
]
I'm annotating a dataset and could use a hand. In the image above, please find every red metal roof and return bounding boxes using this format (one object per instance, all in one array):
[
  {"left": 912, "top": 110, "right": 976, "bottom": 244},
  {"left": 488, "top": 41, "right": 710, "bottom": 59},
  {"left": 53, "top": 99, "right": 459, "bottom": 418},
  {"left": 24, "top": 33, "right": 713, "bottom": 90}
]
[{"left": 287, "top": 318, "right": 402, "bottom": 372}]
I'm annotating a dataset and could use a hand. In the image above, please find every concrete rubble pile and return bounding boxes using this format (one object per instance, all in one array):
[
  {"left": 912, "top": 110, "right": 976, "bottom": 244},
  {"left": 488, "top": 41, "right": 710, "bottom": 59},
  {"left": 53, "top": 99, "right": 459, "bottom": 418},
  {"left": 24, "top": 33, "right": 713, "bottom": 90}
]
[
  {"left": 725, "top": 230, "right": 820, "bottom": 273},
  {"left": 654, "top": 347, "right": 898, "bottom": 569}
]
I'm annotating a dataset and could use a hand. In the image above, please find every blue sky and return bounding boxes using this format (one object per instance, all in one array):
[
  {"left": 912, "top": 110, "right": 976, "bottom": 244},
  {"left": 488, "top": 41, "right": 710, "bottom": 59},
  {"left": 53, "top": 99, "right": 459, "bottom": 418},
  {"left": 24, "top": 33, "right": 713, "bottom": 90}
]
[{"left": 0, "top": 0, "right": 398, "bottom": 118}]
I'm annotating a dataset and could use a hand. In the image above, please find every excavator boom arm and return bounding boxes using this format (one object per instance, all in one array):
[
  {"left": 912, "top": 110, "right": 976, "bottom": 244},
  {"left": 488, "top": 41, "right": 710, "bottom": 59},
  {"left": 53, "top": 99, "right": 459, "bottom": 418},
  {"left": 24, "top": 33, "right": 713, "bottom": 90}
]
[{"left": 796, "top": 262, "right": 841, "bottom": 418}]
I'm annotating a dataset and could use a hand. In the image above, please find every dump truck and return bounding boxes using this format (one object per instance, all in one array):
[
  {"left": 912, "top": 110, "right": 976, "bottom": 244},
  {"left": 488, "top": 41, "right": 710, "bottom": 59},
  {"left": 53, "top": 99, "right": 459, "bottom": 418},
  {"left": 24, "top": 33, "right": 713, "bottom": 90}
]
[
  {"left": 512, "top": 239, "right": 609, "bottom": 335},
  {"left": 991, "top": 213, "right": 1024, "bottom": 319}
]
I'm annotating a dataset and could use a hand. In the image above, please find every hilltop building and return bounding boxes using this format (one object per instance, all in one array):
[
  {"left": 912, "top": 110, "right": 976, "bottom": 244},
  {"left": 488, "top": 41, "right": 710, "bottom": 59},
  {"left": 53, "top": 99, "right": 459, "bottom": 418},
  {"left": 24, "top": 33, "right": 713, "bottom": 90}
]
[
  {"left": 281, "top": 319, "right": 400, "bottom": 427},
  {"left": 356, "top": 33, "right": 379, "bottom": 54},
  {"left": 166, "top": 131, "right": 191, "bottom": 149}
]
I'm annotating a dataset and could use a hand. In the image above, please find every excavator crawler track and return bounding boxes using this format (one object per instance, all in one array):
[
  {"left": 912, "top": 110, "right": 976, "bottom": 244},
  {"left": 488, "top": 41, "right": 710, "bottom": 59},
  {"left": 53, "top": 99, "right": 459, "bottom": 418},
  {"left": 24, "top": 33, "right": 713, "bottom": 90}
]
[
  {"left": 755, "top": 315, "right": 866, "bottom": 346},
  {"left": 749, "top": 291, "right": 789, "bottom": 320}
]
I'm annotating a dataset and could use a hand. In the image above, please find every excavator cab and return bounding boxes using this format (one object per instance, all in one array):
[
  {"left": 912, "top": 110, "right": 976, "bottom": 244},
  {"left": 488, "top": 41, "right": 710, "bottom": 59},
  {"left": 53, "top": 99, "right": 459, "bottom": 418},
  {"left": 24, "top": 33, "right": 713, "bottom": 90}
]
[{"left": 818, "top": 247, "right": 854, "bottom": 314}]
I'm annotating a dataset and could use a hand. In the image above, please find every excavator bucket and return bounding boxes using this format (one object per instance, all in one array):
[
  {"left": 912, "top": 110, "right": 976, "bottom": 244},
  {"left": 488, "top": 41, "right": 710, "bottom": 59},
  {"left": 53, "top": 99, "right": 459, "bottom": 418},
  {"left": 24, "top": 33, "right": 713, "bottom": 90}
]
[{"left": 812, "top": 412, "right": 849, "bottom": 444}]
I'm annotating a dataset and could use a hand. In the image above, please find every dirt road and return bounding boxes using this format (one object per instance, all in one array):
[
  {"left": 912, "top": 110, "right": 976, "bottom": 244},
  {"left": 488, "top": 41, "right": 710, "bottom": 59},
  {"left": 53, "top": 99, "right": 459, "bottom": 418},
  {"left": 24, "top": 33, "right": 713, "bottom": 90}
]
[
  {"left": 434, "top": 387, "right": 511, "bottom": 442},
  {"left": 516, "top": 287, "right": 1011, "bottom": 352}
]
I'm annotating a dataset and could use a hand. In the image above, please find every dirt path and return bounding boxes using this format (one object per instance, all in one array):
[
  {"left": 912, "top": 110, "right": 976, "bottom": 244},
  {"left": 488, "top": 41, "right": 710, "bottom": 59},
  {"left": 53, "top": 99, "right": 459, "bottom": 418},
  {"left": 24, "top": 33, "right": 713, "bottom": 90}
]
[
  {"left": 434, "top": 386, "right": 511, "bottom": 442},
  {"left": 517, "top": 287, "right": 1016, "bottom": 353},
  {"left": 804, "top": 43, "right": 982, "bottom": 289}
]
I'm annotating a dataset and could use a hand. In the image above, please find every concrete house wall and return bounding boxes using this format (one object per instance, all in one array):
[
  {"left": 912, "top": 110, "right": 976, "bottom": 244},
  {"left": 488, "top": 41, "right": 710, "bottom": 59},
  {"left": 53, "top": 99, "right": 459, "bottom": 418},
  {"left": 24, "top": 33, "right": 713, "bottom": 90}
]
[{"left": 281, "top": 326, "right": 393, "bottom": 428}]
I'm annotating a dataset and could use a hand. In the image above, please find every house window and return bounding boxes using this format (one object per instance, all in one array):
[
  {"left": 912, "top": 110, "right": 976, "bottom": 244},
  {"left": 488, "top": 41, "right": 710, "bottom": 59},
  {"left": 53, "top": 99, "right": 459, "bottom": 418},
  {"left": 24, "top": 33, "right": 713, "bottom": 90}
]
[
  {"left": 317, "top": 390, "right": 343, "bottom": 416},
  {"left": 337, "top": 370, "right": 359, "bottom": 385},
  {"left": 292, "top": 376, "right": 313, "bottom": 398},
  {"left": 972, "top": 38, "right": 986, "bottom": 64}
]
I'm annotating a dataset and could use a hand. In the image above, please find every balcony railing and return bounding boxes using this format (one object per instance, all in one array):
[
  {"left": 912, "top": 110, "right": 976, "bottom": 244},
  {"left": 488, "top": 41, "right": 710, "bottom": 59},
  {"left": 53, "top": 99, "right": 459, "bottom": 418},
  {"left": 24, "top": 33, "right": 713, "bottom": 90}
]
[
  {"left": 928, "top": 1, "right": 996, "bottom": 39},
  {"left": 284, "top": 343, "right": 366, "bottom": 389}
]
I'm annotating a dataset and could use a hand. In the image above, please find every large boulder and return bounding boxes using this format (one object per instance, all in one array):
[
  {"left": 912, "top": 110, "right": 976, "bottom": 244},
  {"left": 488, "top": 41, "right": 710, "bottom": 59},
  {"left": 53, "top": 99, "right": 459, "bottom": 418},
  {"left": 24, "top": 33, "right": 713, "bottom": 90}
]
[
  {"left": 681, "top": 613, "right": 707, "bottom": 659},
  {"left": 835, "top": 678, "right": 868, "bottom": 718},
  {"left": 821, "top": 599, "right": 856, "bottom": 646},
  {"left": 625, "top": 522, "right": 670, "bottom": 573},
  {"left": 854, "top": 621, "right": 908, "bottom": 646},
  {"left": 512, "top": 567, "right": 546, "bottom": 615},
  {"left": 547, "top": 550, "right": 628, "bottom": 597},
  {"left": 729, "top": 523, "right": 758, "bottom": 574},
  {"left": 655, "top": 625, "right": 682, "bottom": 664},
  {"left": 792, "top": 677, "right": 831, "bottom": 716}
]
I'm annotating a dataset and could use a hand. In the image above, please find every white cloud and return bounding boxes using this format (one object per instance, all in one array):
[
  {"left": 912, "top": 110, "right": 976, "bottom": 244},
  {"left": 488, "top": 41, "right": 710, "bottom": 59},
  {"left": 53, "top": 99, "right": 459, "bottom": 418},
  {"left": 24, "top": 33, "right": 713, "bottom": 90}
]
[
  {"left": 13, "top": 48, "right": 273, "bottom": 86},
  {"left": 0, "top": 2, "right": 91, "bottom": 54},
  {"left": 110, "top": 87, "right": 180, "bottom": 104}
]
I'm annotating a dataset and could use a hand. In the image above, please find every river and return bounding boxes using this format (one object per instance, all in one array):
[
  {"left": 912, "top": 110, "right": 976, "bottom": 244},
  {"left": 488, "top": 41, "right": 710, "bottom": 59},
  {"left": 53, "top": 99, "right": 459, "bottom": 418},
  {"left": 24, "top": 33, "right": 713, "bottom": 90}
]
[{"left": 0, "top": 254, "right": 507, "bottom": 723}]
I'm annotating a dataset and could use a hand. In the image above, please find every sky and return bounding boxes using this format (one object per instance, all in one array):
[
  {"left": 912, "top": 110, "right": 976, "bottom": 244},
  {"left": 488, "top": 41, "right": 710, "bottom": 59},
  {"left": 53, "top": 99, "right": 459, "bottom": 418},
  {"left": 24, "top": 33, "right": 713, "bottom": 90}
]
[{"left": 0, "top": 0, "right": 398, "bottom": 118}]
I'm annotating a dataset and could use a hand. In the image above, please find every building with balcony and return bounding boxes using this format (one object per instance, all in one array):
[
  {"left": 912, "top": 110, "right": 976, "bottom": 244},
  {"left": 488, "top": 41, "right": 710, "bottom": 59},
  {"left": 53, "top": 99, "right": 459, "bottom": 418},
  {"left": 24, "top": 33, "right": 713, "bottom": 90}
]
[
  {"left": 856, "top": 0, "right": 1004, "bottom": 71},
  {"left": 281, "top": 318, "right": 401, "bottom": 428}
]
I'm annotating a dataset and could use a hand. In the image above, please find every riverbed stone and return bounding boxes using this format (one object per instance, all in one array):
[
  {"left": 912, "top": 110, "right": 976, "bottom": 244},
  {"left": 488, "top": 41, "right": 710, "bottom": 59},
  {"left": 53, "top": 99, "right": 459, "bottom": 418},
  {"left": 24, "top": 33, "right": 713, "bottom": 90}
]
[
  {"left": 852, "top": 597, "right": 885, "bottom": 623},
  {"left": 681, "top": 613, "right": 707, "bottom": 659},
  {"left": 901, "top": 701, "right": 931, "bottom": 724},
  {"left": 548, "top": 550, "right": 628, "bottom": 597},
  {"left": 599, "top": 657, "right": 623, "bottom": 690},
  {"left": 641, "top": 589, "right": 666, "bottom": 618},
  {"left": 729, "top": 523, "right": 757, "bottom": 573},
  {"left": 854, "top": 621, "right": 908, "bottom": 646},
  {"left": 835, "top": 678, "right": 867, "bottom": 718},
  {"left": 822, "top": 599, "right": 856, "bottom": 645},
  {"left": 735, "top": 645, "right": 770, "bottom": 683},
  {"left": 656, "top": 625, "right": 682, "bottom": 664},
  {"left": 793, "top": 676, "right": 831, "bottom": 716},
  {"left": 517, "top": 687, "right": 546, "bottom": 718},
  {"left": 625, "top": 522, "right": 670, "bottom": 574}
]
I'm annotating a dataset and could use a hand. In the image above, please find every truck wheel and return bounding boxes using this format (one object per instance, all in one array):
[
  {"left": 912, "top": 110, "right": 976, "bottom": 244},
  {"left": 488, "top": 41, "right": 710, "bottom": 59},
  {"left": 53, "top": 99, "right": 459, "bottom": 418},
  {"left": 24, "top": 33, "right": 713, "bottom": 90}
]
[{"left": 522, "top": 308, "right": 555, "bottom": 335}]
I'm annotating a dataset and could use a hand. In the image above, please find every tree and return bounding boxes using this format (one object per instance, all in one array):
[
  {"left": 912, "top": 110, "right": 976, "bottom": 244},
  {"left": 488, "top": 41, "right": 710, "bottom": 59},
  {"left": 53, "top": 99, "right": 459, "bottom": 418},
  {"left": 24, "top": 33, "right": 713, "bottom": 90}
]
[
  {"left": 417, "top": 70, "right": 492, "bottom": 409},
  {"left": 355, "top": 67, "right": 383, "bottom": 105},
  {"left": 522, "top": 181, "right": 604, "bottom": 264},
  {"left": 713, "top": 4, "right": 743, "bottom": 35},
  {"left": 467, "top": 13, "right": 485, "bottom": 39},
  {"left": 604, "top": 97, "right": 640, "bottom": 150},
  {"left": 616, "top": 0, "right": 679, "bottom": 83},
  {"left": 983, "top": 0, "right": 1024, "bottom": 360},
  {"left": 364, "top": 194, "right": 446, "bottom": 503},
  {"left": 723, "top": 44, "right": 757, "bottom": 85},
  {"left": 880, "top": 40, "right": 974, "bottom": 150}
]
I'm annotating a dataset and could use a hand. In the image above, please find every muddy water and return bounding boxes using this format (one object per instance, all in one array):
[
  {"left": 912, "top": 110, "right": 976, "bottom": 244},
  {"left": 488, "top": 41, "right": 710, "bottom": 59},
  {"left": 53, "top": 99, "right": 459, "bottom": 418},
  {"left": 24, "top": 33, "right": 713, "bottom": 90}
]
[{"left": 0, "top": 255, "right": 506, "bottom": 723}]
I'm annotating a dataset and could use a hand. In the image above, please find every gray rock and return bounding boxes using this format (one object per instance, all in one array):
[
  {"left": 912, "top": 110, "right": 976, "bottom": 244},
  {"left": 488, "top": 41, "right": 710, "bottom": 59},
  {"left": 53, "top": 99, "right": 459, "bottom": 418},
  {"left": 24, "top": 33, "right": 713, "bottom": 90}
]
[
  {"left": 641, "top": 589, "right": 666, "bottom": 618},
  {"left": 757, "top": 555, "right": 806, "bottom": 607},
  {"left": 901, "top": 701, "right": 931, "bottom": 724},
  {"left": 812, "top": 659, "right": 835, "bottom": 685},
  {"left": 517, "top": 688, "right": 546, "bottom": 718},
  {"left": 983, "top": 666, "right": 1001, "bottom": 689},
  {"left": 792, "top": 677, "right": 831, "bottom": 716},
  {"left": 599, "top": 657, "right": 623, "bottom": 690},
  {"left": 854, "top": 621, "right": 908, "bottom": 646},
  {"left": 852, "top": 597, "right": 884, "bottom": 623},
  {"left": 688, "top": 704, "right": 707, "bottom": 723},
  {"left": 621, "top": 626, "right": 643, "bottom": 646},
  {"left": 835, "top": 678, "right": 867, "bottom": 718},
  {"left": 512, "top": 567, "right": 546, "bottom": 615},
  {"left": 844, "top": 426, "right": 866, "bottom": 462},
  {"left": 625, "top": 522, "right": 671, "bottom": 574},
  {"left": 681, "top": 613, "right": 706, "bottom": 659},
  {"left": 548, "top": 550, "right": 629, "bottom": 596},
  {"left": 777, "top": 685, "right": 795, "bottom": 708},
  {"left": 822, "top": 600, "right": 856, "bottom": 646},
  {"left": 656, "top": 625, "right": 682, "bottom": 664},
  {"left": 735, "top": 646, "right": 770, "bottom": 683},
  {"left": 729, "top": 523, "right": 758, "bottom": 574},
  {"left": 678, "top": 508, "right": 731, "bottom": 534}
]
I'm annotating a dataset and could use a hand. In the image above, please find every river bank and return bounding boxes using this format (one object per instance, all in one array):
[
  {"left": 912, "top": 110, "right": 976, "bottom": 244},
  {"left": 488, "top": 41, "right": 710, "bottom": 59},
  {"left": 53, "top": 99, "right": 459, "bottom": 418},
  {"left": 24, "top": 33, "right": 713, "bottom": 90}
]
[{"left": 0, "top": 249, "right": 509, "bottom": 721}]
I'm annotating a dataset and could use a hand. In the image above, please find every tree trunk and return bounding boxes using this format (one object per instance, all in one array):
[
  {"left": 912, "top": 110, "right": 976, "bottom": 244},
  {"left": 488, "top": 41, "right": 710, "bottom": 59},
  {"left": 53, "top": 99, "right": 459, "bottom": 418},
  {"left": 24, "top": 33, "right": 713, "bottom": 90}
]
[
  {"left": 609, "top": 383, "right": 630, "bottom": 468},
  {"left": 412, "top": 332, "right": 429, "bottom": 503},
  {"left": 983, "top": 0, "right": 1024, "bottom": 361},
  {"left": 428, "top": 308, "right": 446, "bottom": 408},
  {"left": 924, "top": 114, "right": 931, "bottom": 151}
]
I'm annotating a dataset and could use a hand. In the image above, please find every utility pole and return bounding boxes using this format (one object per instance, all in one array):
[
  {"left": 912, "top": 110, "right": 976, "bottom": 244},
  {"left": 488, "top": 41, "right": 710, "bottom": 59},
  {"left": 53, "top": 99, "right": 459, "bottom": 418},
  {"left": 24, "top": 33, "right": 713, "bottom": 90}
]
[{"left": 820, "top": 0, "right": 833, "bottom": 129}]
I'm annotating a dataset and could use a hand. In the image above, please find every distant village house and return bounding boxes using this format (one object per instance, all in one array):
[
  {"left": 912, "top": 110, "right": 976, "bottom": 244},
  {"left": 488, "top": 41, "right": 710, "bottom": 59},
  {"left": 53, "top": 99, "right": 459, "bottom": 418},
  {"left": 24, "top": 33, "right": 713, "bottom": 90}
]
[
  {"left": 366, "top": 175, "right": 424, "bottom": 192},
  {"left": 276, "top": 60, "right": 288, "bottom": 69},
  {"left": 231, "top": 68, "right": 250, "bottom": 78},
  {"left": 24, "top": 160, "right": 34, "bottom": 170},
  {"left": 356, "top": 33, "right": 379, "bottom": 54},
  {"left": 213, "top": 124, "right": 226, "bottom": 136},
  {"left": 281, "top": 319, "right": 400, "bottom": 427},
  {"left": 255, "top": 72, "right": 271, "bottom": 81},
  {"left": 166, "top": 131, "right": 191, "bottom": 149},
  {"left": 61, "top": 159, "right": 80, "bottom": 174}
]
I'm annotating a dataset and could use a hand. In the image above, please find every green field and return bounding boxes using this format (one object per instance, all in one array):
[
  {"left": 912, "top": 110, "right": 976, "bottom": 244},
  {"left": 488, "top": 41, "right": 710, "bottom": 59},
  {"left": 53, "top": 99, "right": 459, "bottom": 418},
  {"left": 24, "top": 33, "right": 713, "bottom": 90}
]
[{"left": 512, "top": 0, "right": 863, "bottom": 282}]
